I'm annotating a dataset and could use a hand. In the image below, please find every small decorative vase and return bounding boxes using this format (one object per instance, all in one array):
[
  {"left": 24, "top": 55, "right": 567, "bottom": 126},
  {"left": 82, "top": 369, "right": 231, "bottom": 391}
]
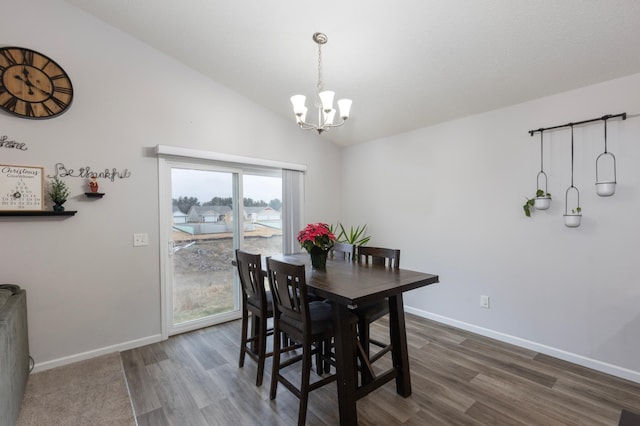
[
  {"left": 53, "top": 203, "right": 65, "bottom": 212},
  {"left": 89, "top": 178, "right": 99, "bottom": 193},
  {"left": 309, "top": 246, "right": 329, "bottom": 270}
]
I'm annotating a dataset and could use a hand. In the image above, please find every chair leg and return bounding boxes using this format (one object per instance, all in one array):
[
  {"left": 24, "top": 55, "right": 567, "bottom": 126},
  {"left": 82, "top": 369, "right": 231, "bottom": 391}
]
[
  {"left": 250, "top": 312, "right": 258, "bottom": 353},
  {"left": 298, "top": 339, "right": 312, "bottom": 426},
  {"left": 358, "top": 318, "right": 374, "bottom": 385},
  {"left": 269, "top": 328, "right": 281, "bottom": 400},
  {"left": 315, "top": 340, "right": 323, "bottom": 375},
  {"left": 323, "top": 338, "right": 332, "bottom": 374},
  {"left": 239, "top": 308, "right": 248, "bottom": 368},
  {"left": 256, "top": 315, "right": 266, "bottom": 386}
]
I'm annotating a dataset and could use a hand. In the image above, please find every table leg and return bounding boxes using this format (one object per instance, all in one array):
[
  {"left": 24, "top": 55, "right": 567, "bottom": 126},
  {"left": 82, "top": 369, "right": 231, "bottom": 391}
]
[
  {"left": 334, "top": 303, "right": 358, "bottom": 425},
  {"left": 388, "top": 293, "right": 411, "bottom": 397}
]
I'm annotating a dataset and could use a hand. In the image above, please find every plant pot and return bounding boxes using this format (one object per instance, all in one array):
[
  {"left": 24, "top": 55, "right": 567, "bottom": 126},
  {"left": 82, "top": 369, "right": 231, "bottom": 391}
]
[
  {"left": 534, "top": 196, "right": 551, "bottom": 210},
  {"left": 596, "top": 181, "right": 616, "bottom": 197},
  {"left": 52, "top": 203, "right": 65, "bottom": 212},
  {"left": 309, "top": 246, "right": 329, "bottom": 270},
  {"left": 563, "top": 214, "right": 582, "bottom": 228}
]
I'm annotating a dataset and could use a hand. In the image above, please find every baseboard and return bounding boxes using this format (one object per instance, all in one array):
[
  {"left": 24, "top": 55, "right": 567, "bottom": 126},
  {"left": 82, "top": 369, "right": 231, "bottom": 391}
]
[
  {"left": 404, "top": 306, "right": 640, "bottom": 384},
  {"left": 31, "top": 334, "right": 163, "bottom": 373}
]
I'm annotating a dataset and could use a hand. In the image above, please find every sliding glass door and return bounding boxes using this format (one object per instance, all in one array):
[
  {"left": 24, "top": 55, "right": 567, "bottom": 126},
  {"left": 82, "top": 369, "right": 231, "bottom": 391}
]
[{"left": 160, "top": 159, "right": 283, "bottom": 336}]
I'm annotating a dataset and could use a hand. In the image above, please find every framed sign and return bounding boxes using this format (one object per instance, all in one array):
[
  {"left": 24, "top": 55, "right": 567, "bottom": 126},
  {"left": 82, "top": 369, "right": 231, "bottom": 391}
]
[{"left": 0, "top": 165, "right": 44, "bottom": 211}]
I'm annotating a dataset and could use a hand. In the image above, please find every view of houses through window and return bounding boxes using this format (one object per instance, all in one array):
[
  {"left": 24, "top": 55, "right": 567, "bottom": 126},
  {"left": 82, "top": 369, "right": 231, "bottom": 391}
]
[{"left": 171, "top": 168, "right": 282, "bottom": 325}]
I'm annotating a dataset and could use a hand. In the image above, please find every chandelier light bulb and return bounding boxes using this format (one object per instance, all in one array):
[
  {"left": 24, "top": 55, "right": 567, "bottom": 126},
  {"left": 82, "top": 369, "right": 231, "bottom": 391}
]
[
  {"left": 337, "top": 99, "right": 352, "bottom": 120},
  {"left": 318, "top": 91, "right": 335, "bottom": 113},
  {"left": 290, "top": 95, "right": 307, "bottom": 116},
  {"left": 324, "top": 109, "right": 336, "bottom": 125}
]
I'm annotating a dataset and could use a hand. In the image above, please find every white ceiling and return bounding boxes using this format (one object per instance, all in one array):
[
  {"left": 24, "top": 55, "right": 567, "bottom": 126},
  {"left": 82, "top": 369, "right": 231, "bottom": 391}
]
[{"left": 65, "top": 0, "right": 640, "bottom": 146}]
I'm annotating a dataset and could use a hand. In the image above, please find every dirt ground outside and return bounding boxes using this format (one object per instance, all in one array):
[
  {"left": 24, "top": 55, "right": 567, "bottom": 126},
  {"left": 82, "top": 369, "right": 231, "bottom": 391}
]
[{"left": 172, "top": 225, "right": 282, "bottom": 323}]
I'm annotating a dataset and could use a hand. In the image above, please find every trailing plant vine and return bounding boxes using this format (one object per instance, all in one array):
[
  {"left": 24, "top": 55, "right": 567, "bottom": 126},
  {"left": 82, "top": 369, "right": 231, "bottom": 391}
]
[{"left": 523, "top": 189, "right": 551, "bottom": 217}]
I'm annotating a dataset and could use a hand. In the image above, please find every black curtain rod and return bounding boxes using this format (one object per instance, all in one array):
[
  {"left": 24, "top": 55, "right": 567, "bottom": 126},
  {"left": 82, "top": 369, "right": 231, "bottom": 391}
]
[{"left": 528, "top": 112, "right": 627, "bottom": 136}]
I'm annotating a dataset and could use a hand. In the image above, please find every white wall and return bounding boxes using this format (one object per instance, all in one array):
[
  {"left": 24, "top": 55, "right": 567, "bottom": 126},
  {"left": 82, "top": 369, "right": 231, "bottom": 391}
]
[
  {"left": 0, "top": 0, "right": 341, "bottom": 370},
  {"left": 342, "top": 73, "right": 640, "bottom": 382}
]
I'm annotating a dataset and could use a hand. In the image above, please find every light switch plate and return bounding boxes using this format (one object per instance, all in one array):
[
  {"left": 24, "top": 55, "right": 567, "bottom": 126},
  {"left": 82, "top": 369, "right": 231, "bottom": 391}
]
[
  {"left": 480, "top": 295, "right": 490, "bottom": 309},
  {"left": 133, "top": 233, "right": 149, "bottom": 247}
]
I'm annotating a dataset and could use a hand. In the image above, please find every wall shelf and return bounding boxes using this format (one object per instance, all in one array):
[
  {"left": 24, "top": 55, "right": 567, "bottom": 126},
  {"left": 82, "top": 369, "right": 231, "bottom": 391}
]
[
  {"left": 85, "top": 192, "right": 105, "bottom": 198},
  {"left": 0, "top": 211, "right": 77, "bottom": 217}
]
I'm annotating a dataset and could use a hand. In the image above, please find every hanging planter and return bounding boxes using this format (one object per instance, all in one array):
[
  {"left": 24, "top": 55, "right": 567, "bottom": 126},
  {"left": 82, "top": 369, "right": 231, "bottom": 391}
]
[
  {"left": 534, "top": 171, "right": 551, "bottom": 210},
  {"left": 563, "top": 126, "right": 582, "bottom": 228},
  {"left": 523, "top": 131, "right": 551, "bottom": 217},
  {"left": 595, "top": 118, "right": 617, "bottom": 197},
  {"left": 563, "top": 186, "right": 582, "bottom": 227}
]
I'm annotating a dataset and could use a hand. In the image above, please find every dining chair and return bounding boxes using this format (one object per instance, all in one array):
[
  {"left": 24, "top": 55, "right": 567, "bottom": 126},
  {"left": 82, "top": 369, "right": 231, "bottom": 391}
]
[
  {"left": 266, "top": 257, "right": 337, "bottom": 426},
  {"left": 235, "top": 249, "right": 274, "bottom": 387},
  {"left": 330, "top": 242, "right": 355, "bottom": 261},
  {"left": 353, "top": 246, "right": 400, "bottom": 385}
]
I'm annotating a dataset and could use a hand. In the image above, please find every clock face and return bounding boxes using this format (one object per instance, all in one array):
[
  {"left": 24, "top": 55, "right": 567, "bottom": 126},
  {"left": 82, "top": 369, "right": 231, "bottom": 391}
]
[{"left": 0, "top": 47, "right": 73, "bottom": 119}]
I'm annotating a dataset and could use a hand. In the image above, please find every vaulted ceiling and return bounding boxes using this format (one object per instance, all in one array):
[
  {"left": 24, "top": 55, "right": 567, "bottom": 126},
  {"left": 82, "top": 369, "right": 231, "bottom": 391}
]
[{"left": 66, "top": 0, "right": 640, "bottom": 146}]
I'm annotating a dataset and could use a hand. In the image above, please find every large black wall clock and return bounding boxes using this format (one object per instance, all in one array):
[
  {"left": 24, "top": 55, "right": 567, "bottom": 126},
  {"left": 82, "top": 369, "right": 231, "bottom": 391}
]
[{"left": 0, "top": 47, "right": 73, "bottom": 119}]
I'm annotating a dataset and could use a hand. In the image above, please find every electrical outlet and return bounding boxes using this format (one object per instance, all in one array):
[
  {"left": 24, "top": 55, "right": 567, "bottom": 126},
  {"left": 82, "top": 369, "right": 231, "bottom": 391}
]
[
  {"left": 480, "top": 295, "right": 490, "bottom": 309},
  {"left": 133, "top": 233, "right": 149, "bottom": 247}
]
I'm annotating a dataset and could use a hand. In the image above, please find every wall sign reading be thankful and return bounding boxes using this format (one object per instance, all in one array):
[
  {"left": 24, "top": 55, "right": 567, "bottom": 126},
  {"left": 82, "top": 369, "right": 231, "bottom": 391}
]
[{"left": 48, "top": 162, "right": 132, "bottom": 181}]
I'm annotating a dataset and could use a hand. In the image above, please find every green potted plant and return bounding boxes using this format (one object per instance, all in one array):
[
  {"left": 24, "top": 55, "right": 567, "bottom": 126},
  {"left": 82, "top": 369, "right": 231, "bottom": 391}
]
[
  {"left": 336, "top": 223, "right": 371, "bottom": 246},
  {"left": 48, "top": 177, "right": 70, "bottom": 211},
  {"left": 523, "top": 189, "right": 551, "bottom": 217}
]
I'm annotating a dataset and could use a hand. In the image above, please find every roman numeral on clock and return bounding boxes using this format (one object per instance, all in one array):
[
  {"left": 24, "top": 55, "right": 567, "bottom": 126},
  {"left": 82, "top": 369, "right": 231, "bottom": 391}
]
[
  {"left": 51, "top": 96, "right": 68, "bottom": 110},
  {"left": 41, "top": 102, "right": 55, "bottom": 116},
  {"left": 22, "top": 49, "right": 34, "bottom": 66},
  {"left": 0, "top": 50, "right": 17, "bottom": 66},
  {"left": 2, "top": 96, "right": 18, "bottom": 111},
  {"left": 25, "top": 102, "right": 35, "bottom": 117},
  {"left": 54, "top": 86, "right": 73, "bottom": 95}
]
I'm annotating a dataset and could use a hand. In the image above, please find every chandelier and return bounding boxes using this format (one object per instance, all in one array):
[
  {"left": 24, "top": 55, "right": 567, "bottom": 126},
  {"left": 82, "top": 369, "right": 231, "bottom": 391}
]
[{"left": 290, "top": 32, "right": 352, "bottom": 134}]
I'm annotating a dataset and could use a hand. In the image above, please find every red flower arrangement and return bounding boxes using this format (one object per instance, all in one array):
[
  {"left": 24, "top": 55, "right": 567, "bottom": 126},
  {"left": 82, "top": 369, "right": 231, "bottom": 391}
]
[{"left": 297, "top": 222, "right": 336, "bottom": 253}]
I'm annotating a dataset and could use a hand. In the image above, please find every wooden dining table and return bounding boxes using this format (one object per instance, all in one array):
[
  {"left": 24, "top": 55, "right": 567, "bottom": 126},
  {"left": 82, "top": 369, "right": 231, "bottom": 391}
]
[{"left": 269, "top": 253, "right": 439, "bottom": 425}]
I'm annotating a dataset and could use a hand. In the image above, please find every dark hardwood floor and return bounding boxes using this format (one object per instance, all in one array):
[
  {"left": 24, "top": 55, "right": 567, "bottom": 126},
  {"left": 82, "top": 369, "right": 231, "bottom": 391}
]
[{"left": 121, "top": 314, "right": 640, "bottom": 425}]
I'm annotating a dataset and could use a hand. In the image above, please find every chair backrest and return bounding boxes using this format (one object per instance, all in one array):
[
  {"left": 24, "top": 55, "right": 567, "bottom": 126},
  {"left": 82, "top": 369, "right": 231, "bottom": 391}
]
[
  {"left": 357, "top": 246, "right": 400, "bottom": 269},
  {"left": 330, "top": 242, "right": 355, "bottom": 261},
  {"left": 266, "top": 258, "right": 310, "bottom": 329},
  {"left": 235, "top": 249, "right": 267, "bottom": 306}
]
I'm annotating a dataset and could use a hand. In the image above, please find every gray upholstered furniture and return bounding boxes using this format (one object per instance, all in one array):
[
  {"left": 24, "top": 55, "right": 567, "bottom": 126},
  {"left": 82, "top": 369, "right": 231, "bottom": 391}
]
[{"left": 0, "top": 285, "right": 29, "bottom": 426}]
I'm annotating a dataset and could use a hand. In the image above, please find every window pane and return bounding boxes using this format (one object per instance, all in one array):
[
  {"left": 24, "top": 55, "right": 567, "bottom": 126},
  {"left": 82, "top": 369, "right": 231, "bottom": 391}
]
[
  {"left": 243, "top": 174, "right": 282, "bottom": 257},
  {"left": 171, "top": 168, "right": 236, "bottom": 325}
]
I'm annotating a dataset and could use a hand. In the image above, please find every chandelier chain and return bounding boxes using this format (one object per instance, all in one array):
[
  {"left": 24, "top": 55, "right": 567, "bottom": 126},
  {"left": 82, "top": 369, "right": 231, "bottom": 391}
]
[{"left": 316, "top": 42, "right": 323, "bottom": 95}]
